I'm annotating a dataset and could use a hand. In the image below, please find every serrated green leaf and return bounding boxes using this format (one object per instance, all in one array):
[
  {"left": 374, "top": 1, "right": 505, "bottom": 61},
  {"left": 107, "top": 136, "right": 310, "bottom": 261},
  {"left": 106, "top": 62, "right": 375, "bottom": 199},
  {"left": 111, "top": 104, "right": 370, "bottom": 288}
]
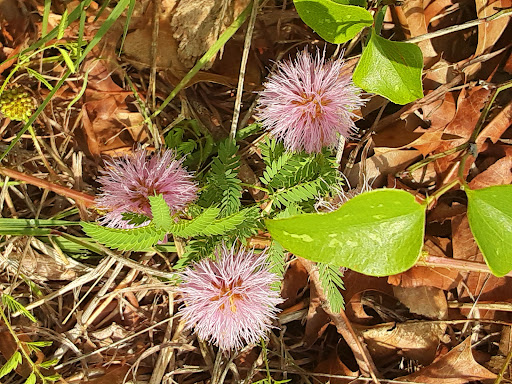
[
  {"left": 25, "top": 372, "right": 36, "bottom": 384},
  {"left": 81, "top": 222, "right": 165, "bottom": 251},
  {"left": 293, "top": 0, "right": 373, "bottom": 44},
  {"left": 466, "top": 185, "right": 512, "bottom": 277},
  {"left": 353, "top": 29, "right": 424, "bottom": 104},
  {"left": 149, "top": 194, "right": 172, "bottom": 230},
  {"left": 0, "top": 351, "right": 21, "bottom": 379},
  {"left": 266, "top": 189, "right": 426, "bottom": 276}
]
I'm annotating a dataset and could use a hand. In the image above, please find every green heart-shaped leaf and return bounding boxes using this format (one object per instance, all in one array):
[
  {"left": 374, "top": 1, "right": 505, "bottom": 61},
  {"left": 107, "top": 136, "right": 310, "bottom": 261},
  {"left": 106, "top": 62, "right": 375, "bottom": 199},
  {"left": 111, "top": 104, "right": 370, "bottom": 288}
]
[
  {"left": 293, "top": 0, "right": 373, "bottom": 44},
  {"left": 353, "top": 29, "right": 424, "bottom": 104},
  {"left": 466, "top": 185, "right": 512, "bottom": 277},
  {"left": 265, "top": 189, "right": 426, "bottom": 276}
]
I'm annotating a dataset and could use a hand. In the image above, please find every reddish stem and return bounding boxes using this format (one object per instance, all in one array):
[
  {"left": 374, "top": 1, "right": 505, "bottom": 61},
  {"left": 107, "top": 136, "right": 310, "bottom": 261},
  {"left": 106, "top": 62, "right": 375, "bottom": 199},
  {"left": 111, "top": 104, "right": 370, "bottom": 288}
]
[{"left": 0, "top": 166, "right": 96, "bottom": 208}]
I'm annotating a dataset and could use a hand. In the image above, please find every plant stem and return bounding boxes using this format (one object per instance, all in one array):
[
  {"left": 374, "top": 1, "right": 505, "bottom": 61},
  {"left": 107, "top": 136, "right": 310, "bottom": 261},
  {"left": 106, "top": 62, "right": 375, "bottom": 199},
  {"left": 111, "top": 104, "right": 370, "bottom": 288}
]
[
  {"left": 0, "top": 303, "right": 45, "bottom": 382},
  {"left": 405, "top": 143, "right": 468, "bottom": 174},
  {"left": 407, "top": 8, "right": 512, "bottom": 44},
  {"left": 420, "top": 255, "right": 512, "bottom": 277},
  {"left": 424, "top": 178, "right": 460, "bottom": 209},
  {"left": 240, "top": 182, "right": 270, "bottom": 193},
  {"left": 0, "top": 167, "right": 96, "bottom": 207}
]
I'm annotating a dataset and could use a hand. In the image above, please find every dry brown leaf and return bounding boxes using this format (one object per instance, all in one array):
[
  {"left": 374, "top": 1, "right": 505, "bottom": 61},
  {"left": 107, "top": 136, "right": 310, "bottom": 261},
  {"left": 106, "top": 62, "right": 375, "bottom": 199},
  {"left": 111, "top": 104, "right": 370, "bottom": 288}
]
[
  {"left": 397, "top": 338, "right": 497, "bottom": 383},
  {"left": 313, "top": 346, "right": 358, "bottom": 384},
  {"left": 0, "top": 331, "right": 33, "bottom": 378},
  {"left": 347, "top": 149, "right": 422, "bottom": 188},
  {"left": 469, "top": 155, "right": 512, "bottom": 189},
  {"left": 360, "top": 321, "right": 448, "bottom": 365},
  {"left": 344, "top": 271, "right": 394, "bottom": 324},
  {"left": 393, "top": 286, "right": 448, "bottom": 319},
  {"left": 395, "top": 0, "right": 438, "bottom": 66},
  {"left": 280, "top": 259, "right": 308, "bottom": 309},
  {"left": 452, "top": 214, "right": 512, "bottom": 312},
  {"left": 433, "top": 87, "right": 490, "bottom": 173},
  {"left": 123, "top": 24, "right": 185, "bottom": 71},
  {"left": 476, "top": 100, "right": 512, "bottom": 146},
  {"left": 389, "top": 266, "right": 460, "bottom": 291},
  {"left": 170, "top": 0, "right": 251, "bottom": 69},
  {"left": 464, "top": 0, "right": 512, "bottom": 77},
  {"left": 303, "top": 282, "right": 331, "bottom": 347}
]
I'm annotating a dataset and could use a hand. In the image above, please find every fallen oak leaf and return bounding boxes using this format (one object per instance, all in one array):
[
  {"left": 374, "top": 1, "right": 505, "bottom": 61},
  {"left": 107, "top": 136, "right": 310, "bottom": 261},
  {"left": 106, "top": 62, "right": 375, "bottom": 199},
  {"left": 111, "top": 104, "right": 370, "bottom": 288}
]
[{"left": 397, "top": 337, "right": 496, "bottom": 383}]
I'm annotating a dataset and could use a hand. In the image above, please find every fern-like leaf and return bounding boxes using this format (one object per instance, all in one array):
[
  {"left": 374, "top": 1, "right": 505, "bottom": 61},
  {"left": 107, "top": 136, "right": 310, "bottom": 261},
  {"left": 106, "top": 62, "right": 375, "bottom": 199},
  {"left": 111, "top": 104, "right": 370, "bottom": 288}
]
[
  {"left": 318, "top": 263, "right": 345, "bottom": 312},
  {"left": 272, "top": 178, "right": 329, "bottom": 209},
  {"left": 81, "top": 222, "right": 165, "bottom": 251},
  {"left": 200, "top": 139, "right": 242, "bottom": 216},
  {"left": 1, "top": 294, "right": 36, "bottom": 322},
  {"left": 169, "top": 207, "right": 221, "bottom": 237},
  {"left": 266, "top": 241, "right": 286, "bottom": 291},
  {"left": 149, "top": 194, "right": 172, "bottom": 230},
  {"left": 0, "top": 351, "right": 22, "bottom": 379}
]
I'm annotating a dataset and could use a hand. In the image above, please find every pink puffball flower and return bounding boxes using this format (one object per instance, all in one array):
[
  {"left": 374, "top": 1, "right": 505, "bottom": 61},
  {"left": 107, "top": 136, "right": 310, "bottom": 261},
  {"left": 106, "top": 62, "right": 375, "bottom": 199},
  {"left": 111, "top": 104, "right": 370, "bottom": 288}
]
[
  {"left": 178, "top": 244, "right": 283, "bottom": 351},
  {"left": 258, "top": 49, "right": 365, "bottom": 153},
  {"left": 95, "top": 148, "right": 197, "bottom": 228}
]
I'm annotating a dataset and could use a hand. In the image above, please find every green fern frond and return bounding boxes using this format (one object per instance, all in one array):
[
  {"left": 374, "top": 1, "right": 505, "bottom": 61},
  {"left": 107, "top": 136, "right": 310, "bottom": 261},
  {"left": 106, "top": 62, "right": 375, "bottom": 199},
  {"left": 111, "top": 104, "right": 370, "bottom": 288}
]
[
  {"left": 272, "top": 178, "right": 330, "bottom": 209},
  {"left": 199, "top": 139, "right": 242, "bottom": 216},
  {"left": 201, "top": 208, "right": 250, "bottom": 235},
  {"left": 260, "top": 137, "right": 286, "bottom": 166},
  {"left": 318, "top": 262, "right": 345, "bottom": 312},
  {"left": 0, "top": 350, "right": 21, "bottom": 379},
  {"left": 81, "top": 221, "right": 166, "bottom": 251},
  {"left": 1, "top": 294, "right": 37, "bottom": 322},
  {"left": 169, "top": 207, "right": 221, "bottom": 237},
  {"left": 149, "top": 194, "right": 172, "bottom": 230},
  {"left": 121, "top": 212, "right": 150, "bottom": 226},
  {"left": 266, "top": 241, "right": 286, "bottom": 291}
]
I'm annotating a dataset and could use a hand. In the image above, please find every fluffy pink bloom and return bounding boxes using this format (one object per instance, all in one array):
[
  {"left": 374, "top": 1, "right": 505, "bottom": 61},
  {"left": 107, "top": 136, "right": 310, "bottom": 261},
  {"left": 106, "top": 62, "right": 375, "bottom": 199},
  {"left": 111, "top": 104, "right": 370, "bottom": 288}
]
[
  {"left": 178, "top": 244, "right": 283, "bottom": 350},
  {"left": 258, "top": 49, "right": 365, "bottom": 153},
  {"left": 95, "top": 148, "right": 197, "bottom": 228}
]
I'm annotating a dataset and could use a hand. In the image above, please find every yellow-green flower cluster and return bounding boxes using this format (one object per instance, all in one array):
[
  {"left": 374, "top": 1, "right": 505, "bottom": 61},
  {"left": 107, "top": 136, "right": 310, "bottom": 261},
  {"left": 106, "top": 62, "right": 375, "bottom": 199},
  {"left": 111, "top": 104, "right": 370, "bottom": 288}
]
[{"left": 0, "top": 87, "right": 34, "bottom": 121}]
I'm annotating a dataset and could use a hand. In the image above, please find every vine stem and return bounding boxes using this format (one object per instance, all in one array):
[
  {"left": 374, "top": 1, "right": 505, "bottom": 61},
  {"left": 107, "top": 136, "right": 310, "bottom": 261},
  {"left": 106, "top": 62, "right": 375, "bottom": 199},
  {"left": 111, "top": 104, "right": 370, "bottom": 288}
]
[{"left": 424, "top": 178, "right": 461, "bottom": 209}]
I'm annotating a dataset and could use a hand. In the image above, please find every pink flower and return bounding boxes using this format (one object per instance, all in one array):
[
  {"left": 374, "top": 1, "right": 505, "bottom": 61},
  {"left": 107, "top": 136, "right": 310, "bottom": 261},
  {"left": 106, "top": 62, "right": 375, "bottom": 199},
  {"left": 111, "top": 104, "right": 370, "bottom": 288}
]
[
  {"left": 95, "top": 148, "right": 197, "bottom": 228},
  {"left": 258, "top": 49, "right": 365, "bottom": 153},
  {"left": 178, "top": 244, "right": 283, "bottom": 350}
]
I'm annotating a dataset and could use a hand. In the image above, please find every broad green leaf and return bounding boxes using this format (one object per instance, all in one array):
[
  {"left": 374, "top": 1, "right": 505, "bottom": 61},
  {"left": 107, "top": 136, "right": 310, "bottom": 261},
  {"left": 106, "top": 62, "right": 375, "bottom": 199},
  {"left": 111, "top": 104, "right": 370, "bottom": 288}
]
[
  {"left": 293, "top": 0, "right": 373, "bottom": 44},
  {"left": 466, "top": 185, "right": 512, "bottom": 277},
  {"left": 265, "top": 189, "right": 426, "bottom": 276},
  {"left": 149, "top": 194, "right": 172, "bottom": 230},
  {"left": 353, "top": 29, "right": 424, "bottom": 104}
]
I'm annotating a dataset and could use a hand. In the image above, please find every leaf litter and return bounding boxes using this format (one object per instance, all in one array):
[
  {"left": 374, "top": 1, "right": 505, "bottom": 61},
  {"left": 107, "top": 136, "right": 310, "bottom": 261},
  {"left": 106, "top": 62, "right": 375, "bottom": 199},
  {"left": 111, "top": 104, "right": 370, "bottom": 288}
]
[{"left": 0, "top": 0, "right": 511, "bottom": 383}]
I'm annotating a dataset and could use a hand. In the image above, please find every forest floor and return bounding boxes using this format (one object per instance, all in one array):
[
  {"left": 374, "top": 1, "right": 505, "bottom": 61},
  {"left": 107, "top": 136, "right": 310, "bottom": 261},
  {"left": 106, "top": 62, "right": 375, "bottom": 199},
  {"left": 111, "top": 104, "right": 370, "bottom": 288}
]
[{"left": 0, "top": 0, "right": 511, "bottom": 383}]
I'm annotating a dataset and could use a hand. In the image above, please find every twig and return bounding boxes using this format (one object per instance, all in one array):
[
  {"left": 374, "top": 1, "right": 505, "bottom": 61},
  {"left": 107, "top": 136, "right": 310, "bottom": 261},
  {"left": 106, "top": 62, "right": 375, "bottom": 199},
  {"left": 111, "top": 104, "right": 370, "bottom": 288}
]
[
  {"left": 407, "top": 8, "right": 512, "bottom": 43},
  {"left": 299, "top": 258, "right": 381, "bottom": 384},
  {"left": 230, "top": 0, "right": 259, "bottom": 141},
  {"left": 0, "top": 166, "right": 96, "bottom": 207},
  {"left": 420, "top": 255, "right": 512, "bottom": 277}
]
